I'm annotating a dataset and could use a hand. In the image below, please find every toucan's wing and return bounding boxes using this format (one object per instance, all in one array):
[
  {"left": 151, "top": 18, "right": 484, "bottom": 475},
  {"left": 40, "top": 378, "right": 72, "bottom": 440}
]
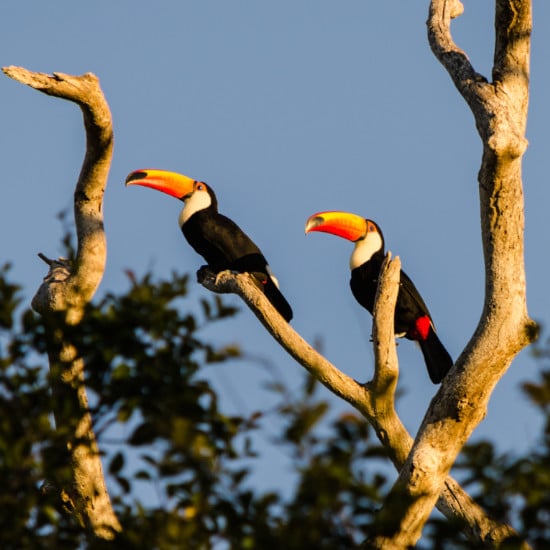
[{"left": 398, "top": 270, "right": 434, "bottom": 324}]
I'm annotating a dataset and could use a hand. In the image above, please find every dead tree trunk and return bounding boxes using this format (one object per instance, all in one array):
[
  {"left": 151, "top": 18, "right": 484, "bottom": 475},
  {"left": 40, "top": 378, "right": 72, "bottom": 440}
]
[
  {"left": 363, "top": 1, "right": 537, "bottom": 547},
  {"left": 199, "top": 259, "right": 526, "bottom": 546},
  {"left": 3, "top": 67, "right": 121, "bottom": 540}
]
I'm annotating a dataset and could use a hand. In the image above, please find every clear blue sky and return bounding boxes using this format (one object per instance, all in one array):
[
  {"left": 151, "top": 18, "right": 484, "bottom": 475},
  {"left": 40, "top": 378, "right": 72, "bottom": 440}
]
[{"left": 1, "top": 1, "right": 549, "bottom": 497}]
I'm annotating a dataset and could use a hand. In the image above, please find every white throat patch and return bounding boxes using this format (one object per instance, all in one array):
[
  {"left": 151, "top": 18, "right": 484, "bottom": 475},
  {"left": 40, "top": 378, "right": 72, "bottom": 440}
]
[
  {"left": 179, "top": 190, "right": 212, "bottom": 226},
  {"left": 349, "top": 231, "right": 383, "bottom": 270}
]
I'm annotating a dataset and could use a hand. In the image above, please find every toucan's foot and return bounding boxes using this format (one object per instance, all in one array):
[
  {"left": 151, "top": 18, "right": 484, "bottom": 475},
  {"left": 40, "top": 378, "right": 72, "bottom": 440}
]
[
  {"left": 215, "top": 269, "right": 235, "bottom": 285},
  {"left": 197, "top": 266, "right": 239, "bottom": 287}
]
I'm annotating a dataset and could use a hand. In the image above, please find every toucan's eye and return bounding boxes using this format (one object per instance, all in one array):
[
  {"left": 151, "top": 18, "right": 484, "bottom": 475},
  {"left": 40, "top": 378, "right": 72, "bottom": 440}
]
[{"left": 196, "top": 182, "right": 205, "bottom": 191}]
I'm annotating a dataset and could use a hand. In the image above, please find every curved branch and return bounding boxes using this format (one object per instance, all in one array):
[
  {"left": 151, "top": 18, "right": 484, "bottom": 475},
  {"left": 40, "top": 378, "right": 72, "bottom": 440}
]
[
  {"left": 2, "top": 67, "right": 120, "bottom": 539},
  {"left": 427, "top": 0, "right": 529, "bottom": 156},
  {"left": 426, "top": 0, "right": 495, "bottom": 141},
  {"left": 199, "top": 259, "right": 520, "bottom": 545},
  {"left": 3, "top": 66, "right": 113, "bottom": 323},
  {"left": 198, "top": 266, "right": 367, "bottom": 406},
  {"left": 426, "top": 0, "right": 486, "bottom": 89}
]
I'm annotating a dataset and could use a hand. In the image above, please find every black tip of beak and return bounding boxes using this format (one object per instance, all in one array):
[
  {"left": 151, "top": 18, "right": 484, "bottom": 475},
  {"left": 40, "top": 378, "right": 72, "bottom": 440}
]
[
  {"left": 125, "top": 171, "right": 147, "bottom": 185},
  {"left": 305, "top": 215, "right": 324, "bottom": 233}
]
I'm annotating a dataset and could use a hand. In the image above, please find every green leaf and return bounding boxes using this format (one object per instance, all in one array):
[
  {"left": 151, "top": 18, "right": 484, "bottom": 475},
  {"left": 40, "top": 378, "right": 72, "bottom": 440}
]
[{"left": 109, "top": 452, "right": 125, "bottom": 474}]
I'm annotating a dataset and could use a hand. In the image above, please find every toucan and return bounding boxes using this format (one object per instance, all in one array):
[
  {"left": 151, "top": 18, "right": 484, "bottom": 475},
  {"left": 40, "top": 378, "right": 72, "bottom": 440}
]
[
  {"left": 126, "top": 169, "right": 293, "bottom": 322},
  {"left": 305, "top": 211, "right": 452, "bottom": 383}
]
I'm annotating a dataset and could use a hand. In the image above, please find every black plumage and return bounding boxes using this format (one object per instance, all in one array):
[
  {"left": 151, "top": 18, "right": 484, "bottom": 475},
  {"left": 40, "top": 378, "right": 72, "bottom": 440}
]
[
  {"left": 182, "top": 187, "right": 293, "bottom": 321},
  {"left": 350, "top": 248, "right": 452, "bottom": 384},
  {"left": 305, "top": 211, "right": 452, "bottom": 383},
  {"left": 126, "top": 169, "right": 293, "bottom": 322}
]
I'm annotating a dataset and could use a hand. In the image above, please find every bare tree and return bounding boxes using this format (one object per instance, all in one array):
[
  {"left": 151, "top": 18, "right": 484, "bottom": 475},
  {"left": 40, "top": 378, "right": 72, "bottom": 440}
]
[
  {"left": 361, "top": 1, "right": 536, "bottom": 546},
  {"left": 2, "top": 67, "right": 121, "bottom": 540},
  {"left": 1, "top": 0, "right": 538, "bottom": 546},
  {"left": 203, "top": 0, "right": 537, "bottom": 546}
]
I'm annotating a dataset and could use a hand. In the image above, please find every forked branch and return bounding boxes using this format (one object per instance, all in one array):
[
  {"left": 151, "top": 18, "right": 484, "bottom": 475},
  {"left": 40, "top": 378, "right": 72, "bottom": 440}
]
[
  {"left": 199, "top": 257, "right": 521, "bottom": 545},
  {"left": 363, "top": 2, "right": 536, "bottom": 547}
]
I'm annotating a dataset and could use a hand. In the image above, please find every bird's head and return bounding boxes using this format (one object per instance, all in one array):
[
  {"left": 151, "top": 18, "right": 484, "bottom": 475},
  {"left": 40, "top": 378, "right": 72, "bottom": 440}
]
[
  {"left": 126, "top": 169, "right": 217, "bottom": 225},
  {"left": 305, "top": 211, "right": 384, "bottom": 269}
]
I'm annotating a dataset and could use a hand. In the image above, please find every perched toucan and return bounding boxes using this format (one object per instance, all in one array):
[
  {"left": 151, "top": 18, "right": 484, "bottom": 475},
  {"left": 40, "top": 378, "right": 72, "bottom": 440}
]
[
  {"left": 125, "top": 169, "right": 293, "bottom": 322},
  {"left": 305, "top": 211, "right": 452, "bottom": 383}
]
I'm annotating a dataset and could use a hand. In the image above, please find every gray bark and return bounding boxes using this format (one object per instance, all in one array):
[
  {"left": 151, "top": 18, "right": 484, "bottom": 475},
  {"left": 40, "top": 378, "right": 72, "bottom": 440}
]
[
  {"left": 2, "top": 67, "right": 120, "bottom": 539},
  {"left": 199, "top": 259, "right": 524, "bottom": 546},
  {"left": 364, "top": 1, "right": 536, "bottom": 547}
]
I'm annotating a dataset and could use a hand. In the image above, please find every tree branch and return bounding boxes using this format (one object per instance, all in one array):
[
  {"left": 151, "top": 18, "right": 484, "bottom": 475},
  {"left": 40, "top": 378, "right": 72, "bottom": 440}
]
[
  {"left": 363, "top": 3, "right": 536, "bottom": 547},
  {"left": 199, "top": 258, "right": 521, "bottom": 545},
  {"left": 198, "top": 266, "right": 367, "bottom": 406},
  {"left": 2, "top": 66, "right": 120, "bottom": 539},
  {"left": 3, "top": 66, "right": 112, "bottom": 322}
]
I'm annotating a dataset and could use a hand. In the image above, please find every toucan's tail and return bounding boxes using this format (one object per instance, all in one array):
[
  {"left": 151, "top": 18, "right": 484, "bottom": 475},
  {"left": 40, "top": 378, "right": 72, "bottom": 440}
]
[
  {"left": 419, "top": 328, "right": 453, "bottom": 384},
  {"left": 262, "top": 277, "right": 293, "bottom": 322}
]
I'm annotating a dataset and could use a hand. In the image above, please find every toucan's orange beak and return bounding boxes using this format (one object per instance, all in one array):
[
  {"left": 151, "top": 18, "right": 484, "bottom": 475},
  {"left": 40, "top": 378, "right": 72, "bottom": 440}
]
[
  {"left": 125, "top": 169, "right": 196, "bottom": 200},
  {"left": 305, "top": 211, "right": 367, "bottom": 242}
]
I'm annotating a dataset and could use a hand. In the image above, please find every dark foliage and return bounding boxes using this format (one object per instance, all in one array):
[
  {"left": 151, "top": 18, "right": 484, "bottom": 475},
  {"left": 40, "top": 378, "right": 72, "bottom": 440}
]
[
  {"left": 1, "top": 262, "right": 549, "bottom": 548},
  {"left": 0, "top": 265, "right": 387, "bottom": 548}
]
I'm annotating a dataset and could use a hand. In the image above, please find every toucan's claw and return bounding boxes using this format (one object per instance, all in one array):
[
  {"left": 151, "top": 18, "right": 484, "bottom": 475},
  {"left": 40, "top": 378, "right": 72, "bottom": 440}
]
[{"left": 215, "top": 269, "right": 235, "bottom": 285}]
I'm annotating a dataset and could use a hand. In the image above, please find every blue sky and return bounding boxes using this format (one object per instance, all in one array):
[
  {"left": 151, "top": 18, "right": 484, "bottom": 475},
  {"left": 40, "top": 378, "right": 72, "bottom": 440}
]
[{"left": 1, "top": 1, "right": 549, "bottom": 497}]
